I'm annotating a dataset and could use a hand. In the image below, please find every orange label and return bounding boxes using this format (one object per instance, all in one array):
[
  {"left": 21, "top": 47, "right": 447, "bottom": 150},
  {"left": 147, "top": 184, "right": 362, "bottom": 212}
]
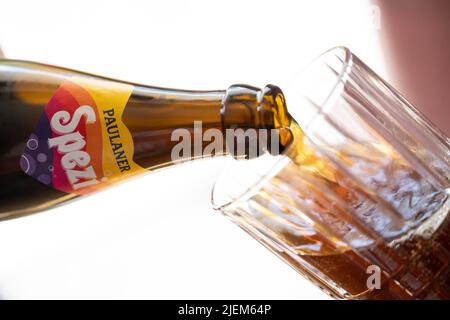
[{"left": 20, "top": 77, "right": 146, "bottom": 195}]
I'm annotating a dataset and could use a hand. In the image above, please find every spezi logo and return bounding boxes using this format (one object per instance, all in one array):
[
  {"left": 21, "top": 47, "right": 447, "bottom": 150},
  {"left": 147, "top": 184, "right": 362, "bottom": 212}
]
[{"left": 48, "top": 105, "right": 99, "bottom": 190}]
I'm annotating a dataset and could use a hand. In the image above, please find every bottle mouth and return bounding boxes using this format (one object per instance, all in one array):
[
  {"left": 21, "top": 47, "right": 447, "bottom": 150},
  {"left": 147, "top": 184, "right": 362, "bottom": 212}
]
[
  {"left": 220, "top": 83, "right": 293, "bottom": 160},
  {"left": 211, "top": 46, "right": 352, "bottom": 211},
  {"left": 220, "top": 83, "right": 291, "bottom": 131}
]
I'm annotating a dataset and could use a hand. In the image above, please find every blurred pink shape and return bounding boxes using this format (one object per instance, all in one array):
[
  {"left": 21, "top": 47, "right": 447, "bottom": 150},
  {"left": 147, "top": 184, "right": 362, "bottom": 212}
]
[{"left": 377, "top": 0, "right": 450, "bottom": 136}]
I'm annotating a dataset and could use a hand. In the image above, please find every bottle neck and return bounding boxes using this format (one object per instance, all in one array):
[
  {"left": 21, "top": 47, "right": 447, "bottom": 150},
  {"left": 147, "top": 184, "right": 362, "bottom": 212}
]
[
  {"left": 122, "top": 83, "right": 290, "bottom": 169},
  {"left": 124, "top": 85, "right": 225, "bottom": 132}
]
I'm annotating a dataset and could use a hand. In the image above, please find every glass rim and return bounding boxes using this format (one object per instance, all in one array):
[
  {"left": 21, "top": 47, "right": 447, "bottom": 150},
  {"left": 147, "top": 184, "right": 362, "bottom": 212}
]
[{"left": 211, "top": 46, "right": 353, "bottom": 211}]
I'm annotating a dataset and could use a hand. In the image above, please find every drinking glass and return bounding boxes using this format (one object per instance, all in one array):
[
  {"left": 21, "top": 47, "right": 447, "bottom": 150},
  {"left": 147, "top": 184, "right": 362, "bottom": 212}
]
[{"left": 212, "top": 47, "right": 450, "bottom": 299}]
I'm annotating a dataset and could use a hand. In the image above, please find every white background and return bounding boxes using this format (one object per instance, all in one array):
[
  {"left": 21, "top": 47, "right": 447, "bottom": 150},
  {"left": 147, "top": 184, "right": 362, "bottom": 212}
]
[{"left": 0, "top": 0, "right": 387, "bottom": 299}]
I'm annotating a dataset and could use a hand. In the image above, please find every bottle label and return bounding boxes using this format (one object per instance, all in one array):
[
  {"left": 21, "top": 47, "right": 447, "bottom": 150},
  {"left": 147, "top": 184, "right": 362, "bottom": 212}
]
[{"left": 20, "top": 77, "right": 146, "bottom": 195}]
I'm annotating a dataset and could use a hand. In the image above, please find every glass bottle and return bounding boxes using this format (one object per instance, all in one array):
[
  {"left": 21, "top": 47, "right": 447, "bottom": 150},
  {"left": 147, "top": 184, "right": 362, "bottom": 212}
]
[{"left": 0, "top": 60, "right": 289, "bottom": 220}]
